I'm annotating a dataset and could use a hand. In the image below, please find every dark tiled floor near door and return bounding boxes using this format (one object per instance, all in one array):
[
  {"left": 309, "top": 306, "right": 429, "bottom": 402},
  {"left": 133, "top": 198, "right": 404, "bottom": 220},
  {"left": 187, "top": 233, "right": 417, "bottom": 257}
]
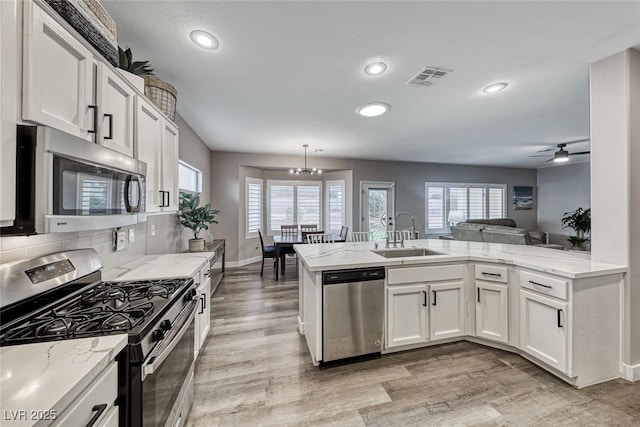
[{"left": 187, "top": 260, "right": 640, "bottom": 426}]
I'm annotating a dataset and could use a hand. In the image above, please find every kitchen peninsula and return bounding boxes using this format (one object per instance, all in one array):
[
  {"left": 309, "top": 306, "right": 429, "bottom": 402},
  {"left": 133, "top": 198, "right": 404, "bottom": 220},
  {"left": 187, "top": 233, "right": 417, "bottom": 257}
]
[{"left": 295, "top": 240, "right": 626, "bottom": 388}]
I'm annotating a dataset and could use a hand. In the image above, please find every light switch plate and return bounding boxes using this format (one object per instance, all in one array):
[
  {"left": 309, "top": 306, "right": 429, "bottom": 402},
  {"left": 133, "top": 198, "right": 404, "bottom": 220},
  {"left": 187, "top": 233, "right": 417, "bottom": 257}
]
[
  {"left": 128, "top": 228, "right": 135, "bottom": 242},
  {"left": 115, "top": 230, "right": 127, "bottom": 252},
  {"left": 150, "top": 223, "right": 156, "bottom": 237}
]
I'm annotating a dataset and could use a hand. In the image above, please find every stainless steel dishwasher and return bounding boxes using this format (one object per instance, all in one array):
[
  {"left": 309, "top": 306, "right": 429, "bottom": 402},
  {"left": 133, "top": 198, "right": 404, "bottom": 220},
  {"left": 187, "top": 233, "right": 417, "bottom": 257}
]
[{"left": 322, "top": 267, "right": 385, "bottom": 362}]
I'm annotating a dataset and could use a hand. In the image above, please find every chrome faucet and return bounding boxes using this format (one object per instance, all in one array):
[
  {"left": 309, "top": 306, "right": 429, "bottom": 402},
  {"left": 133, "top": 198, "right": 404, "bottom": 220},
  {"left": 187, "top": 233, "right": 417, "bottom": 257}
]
[{"left": 389, "top": 212, "right": 416, "bottom": 248}]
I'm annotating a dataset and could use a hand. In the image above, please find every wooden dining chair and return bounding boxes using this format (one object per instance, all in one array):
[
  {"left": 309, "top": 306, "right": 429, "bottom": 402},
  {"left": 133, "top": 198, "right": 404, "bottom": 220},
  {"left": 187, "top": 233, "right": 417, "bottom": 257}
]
[
  {"left": 307, "top": 234, "right": 335, "bottom": 244},
  {"left": 339, "top": 226, "right": 349, "bottom": 241},
  {"left": 257, "top": 229, "right": 277, "bottom": 276},
  {"left": 349, "top": 231, "right": 370, "bottom": 242},
  {"left": 301, "top": 230, "right": 323, "bottom": 243},
  {"left": 281, "top": 225, "right": 298, "bottom": 236},
  {"left": 387, "top": 230, "right": 413, "bottom": 241},
  {"left": 300, "top": 224, "right": 318, "bottom": 233}
]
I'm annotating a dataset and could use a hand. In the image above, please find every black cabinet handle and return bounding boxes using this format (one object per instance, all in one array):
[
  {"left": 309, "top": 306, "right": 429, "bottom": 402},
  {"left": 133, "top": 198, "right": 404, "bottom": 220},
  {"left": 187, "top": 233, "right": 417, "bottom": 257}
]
[
  {"left": 205, "top": 270, "right": 211, "bottom": 277},
  {"left": 422, "top": 290, "right": 427, "bottom": 307},
  {"left": 159, "top": 191, "right": 165, "bottom": 207},
  {"left": 86, "top": 404, "right": 107, "bottom": 427},
  {"left": 477, "top": 288, "right": 480, "bottom": 303},
  {"left": 557, "top": 309, "right": 563, "bottom": 328},
  {"left": 88, "top": 105, "right": 98, "bottom": 134},
  {"left": 165, "top": 191, "right": 170, "bottom": 207},
  {"left": 432, "top": 290, "right": 437, "bottom": 306},
  {"left": 104, "top": 113, "right": 113, "bottom": 140},
  {"left": 199, "top": 295, "right": 205, "bottom": 314},
  {"left": 481, "top": 272, "right": 501, "bottom": 277},
  {"left": 529, "top": 280, "right": 552, "bottom": 289}
]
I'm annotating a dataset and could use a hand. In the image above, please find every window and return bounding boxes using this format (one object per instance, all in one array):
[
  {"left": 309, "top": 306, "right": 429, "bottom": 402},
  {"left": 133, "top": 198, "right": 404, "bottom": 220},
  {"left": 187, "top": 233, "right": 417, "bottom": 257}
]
[
  {"left": 425, "top": 182, "right": 507, "bottom": 234},
  {"left": 325, "top": 180, "right": 345, "bottom": 233},
  {"left": 267, "top": 180, "right": 322, "bottom": 234},
  {"left": 178, "top": 160, "right": 202, "bottom": 193},
  {"left": 246, "top": 177, "right": 263, "bottom": 238}
]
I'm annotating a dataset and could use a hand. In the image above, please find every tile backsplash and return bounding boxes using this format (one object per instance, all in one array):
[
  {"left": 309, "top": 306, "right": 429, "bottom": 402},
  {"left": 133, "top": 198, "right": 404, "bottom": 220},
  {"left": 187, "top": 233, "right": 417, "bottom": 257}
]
[{"left": 0, "top": 223, "right": 147, "bottom": 272}]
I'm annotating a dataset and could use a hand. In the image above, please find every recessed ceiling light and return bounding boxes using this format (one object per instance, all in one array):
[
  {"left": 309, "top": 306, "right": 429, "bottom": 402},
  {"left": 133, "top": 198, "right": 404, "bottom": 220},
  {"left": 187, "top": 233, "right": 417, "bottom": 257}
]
[
  {"left": 356, "top": 103, "right": 390, "bottom": 117},
  {"left": 190, "top": 30, "right": 219, "bottom": 50},
  {"left": 364, "top": 62, "right": 387, "bottom": 76},
  {"left": 482, "top": 82, "right": 508, "bottom": 93}
]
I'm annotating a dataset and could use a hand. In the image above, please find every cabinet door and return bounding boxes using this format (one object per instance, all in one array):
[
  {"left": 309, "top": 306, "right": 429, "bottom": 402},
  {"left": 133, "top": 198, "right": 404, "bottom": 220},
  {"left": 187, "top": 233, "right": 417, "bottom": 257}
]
[
  {"left": 96, "top": 64, "right": 135, "bottom": 156},
  {"left": 135, "top": 97, "right": 162, "bottom": 212},
  {"left": 476, "top": 282, "right": 509, "bottom": 343},
  {"left": 161, "top": 120, "right": 179, "bottom": 211},
  {"left": 387, "top": 285, "right": 428, "bottom": 348},
  {"left": 198, "top": 279, "right": 211, "bottom": 348},
  {"left": 519, "top": 289, "right": 569, "bottom": 373},
  {"left": 23, "top": 1, "right": 94, "bottom": 140},
  {"left": 429, "top": 281, "right": 464, "bottom": 340}
]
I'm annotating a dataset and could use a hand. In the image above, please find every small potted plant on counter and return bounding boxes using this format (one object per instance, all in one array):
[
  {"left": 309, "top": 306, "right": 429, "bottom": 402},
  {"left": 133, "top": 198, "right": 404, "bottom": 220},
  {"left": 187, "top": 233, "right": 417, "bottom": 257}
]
[
  {"left": 561, "top": 207, "right": 591, "bottom": 250},
  {"left": 178, "top": 192, "right": 219, "bottom": 252}
]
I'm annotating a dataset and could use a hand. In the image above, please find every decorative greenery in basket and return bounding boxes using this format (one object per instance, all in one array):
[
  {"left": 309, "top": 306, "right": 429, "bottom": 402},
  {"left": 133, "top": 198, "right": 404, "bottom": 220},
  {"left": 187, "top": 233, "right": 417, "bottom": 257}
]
[
  {"left": 118, "top": 46, "right": 154, "bottom": 76},
  {"left": 561, "top": 207, "right": 591, "bottom": 248},
  {"left": 178, "top": 192, "right": 220, "bottom": 252}
]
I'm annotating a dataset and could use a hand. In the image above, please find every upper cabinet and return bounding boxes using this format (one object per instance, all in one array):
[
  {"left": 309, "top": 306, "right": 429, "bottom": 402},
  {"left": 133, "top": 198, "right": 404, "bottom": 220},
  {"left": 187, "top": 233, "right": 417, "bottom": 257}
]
[
  {"left": 161, "top": 120, "right": 179, "bottom": 211},
  {"left": 22, "top": 0, "right": 94, "bottom": 141},
  {"left": 21, "top": 0, "right": 175, "bottom": 160},
  {"left": 96, "top": 64, "right": 135, "bottom": 156}
]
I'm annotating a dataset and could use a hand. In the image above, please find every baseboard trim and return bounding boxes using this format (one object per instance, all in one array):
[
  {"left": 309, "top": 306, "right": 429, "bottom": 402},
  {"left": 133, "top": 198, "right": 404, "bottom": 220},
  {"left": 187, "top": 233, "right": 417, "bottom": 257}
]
[
  {"left": 227, "top": 255, "right": 262, "bottom": 268},
  {"left": 622, "top": 363, "right": 640, "bottom": 381}
]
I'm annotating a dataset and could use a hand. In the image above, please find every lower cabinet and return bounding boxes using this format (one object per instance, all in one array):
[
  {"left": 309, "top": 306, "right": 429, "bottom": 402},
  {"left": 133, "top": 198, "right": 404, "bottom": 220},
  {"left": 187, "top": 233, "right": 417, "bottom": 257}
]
[
  {"left": 519, "top": 289, "right": 569, "bottom": 373},
  {"left": 194, "top": 263, "right": 211, "bottom": 358},
  {"left": 387, "top": 280, "right": 464, "bottom": 348},
  {"left": 475, "top": 281, "right": 509, "bottom": 343}
]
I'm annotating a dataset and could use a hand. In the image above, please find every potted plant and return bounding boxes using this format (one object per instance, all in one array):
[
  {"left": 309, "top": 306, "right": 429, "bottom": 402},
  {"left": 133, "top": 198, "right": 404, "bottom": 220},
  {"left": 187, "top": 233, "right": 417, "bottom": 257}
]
[
  {"left": 178, "top": 192, "right": 219, "bottom": 252},
  {"left": 117, "top": 46, "right": 154, "bottom": 92},
  {"left": 561, "top": 207, "right": 591, "bottom": 249}
]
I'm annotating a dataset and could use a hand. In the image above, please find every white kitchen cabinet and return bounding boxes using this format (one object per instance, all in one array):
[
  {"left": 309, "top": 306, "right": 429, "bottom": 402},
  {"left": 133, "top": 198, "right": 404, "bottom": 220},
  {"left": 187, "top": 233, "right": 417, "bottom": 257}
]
[
  {"left": 136, "top": 96, "right": 179, "bottom": 213},
  {"left": 23, "top": 0, "right": 94, "bottom": 141},
  {"left": 387, "top": 284, "right": 428, "bottom": 347},
  {"left": 475, "top": 282, "right": 509, "bottom": 344},
  {"left": 429, "top": 281, "right": 464, "bottom": 340},
  {"left": 519, "top": 288, "right": 569, "bottom": 373},
  {"left": 194, "top": 263, "right": 211, "bottom": 358},
  {"left": 96, "top": 63, "right": 135, "bottom": 156}
]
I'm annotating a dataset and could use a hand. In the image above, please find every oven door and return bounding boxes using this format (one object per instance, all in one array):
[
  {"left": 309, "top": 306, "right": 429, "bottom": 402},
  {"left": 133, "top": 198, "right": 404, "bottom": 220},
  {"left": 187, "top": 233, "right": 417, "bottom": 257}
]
[{"left": 141, "top": 304, "right": 196, "bottom": 427}]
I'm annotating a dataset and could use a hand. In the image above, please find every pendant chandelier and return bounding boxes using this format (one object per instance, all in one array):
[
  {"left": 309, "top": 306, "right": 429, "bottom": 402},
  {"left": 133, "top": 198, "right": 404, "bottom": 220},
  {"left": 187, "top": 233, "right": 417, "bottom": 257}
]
[{"left": 289, "top": 144, "right": 322, "bottom": 175}]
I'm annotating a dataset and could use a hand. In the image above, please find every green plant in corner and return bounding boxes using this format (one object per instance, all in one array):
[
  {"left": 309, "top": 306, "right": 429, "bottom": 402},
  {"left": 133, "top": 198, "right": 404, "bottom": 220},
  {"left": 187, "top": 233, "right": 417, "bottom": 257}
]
[
  {"left": 561, "top": 207, "right": 591, "bottom": 248},
  {"left": 178, "top": 192, "right": 219, "bottom": 252},
  {"left": 118, "top": 46, "right": 154, "bottom": 76}
]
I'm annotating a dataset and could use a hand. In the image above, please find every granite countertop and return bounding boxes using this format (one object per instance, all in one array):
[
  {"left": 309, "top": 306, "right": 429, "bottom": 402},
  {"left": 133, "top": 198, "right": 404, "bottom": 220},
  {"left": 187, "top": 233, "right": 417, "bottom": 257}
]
[
  {"left": 294, "top": 239, "right": 626, "bottom": 279},
  {"left": 104, "top": 252, "right": 215, "bottom": 281},
  {"left": 0, "top": 335, "right": 128, "bottom": 426}
]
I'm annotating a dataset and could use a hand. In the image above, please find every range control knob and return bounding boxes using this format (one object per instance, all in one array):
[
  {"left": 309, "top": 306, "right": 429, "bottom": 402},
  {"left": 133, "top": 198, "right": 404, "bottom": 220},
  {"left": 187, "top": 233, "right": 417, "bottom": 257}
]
[
  {"left": 184, "top": 288, "right": 197, "bottom": 302},
  {"left": 152, "top": 329, "right": 165, "bottom": 342},
  {"left": 160, "top": 320, "right": 171, "bottom": 331}
]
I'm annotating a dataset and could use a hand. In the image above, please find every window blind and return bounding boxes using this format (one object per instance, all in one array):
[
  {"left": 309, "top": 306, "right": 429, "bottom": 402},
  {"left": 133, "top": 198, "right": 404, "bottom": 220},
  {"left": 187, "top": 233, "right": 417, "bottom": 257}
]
[
  {"left": 246, "top": 178, "right": 263, "bottom": 238},
  {"left": 267, "top": 180, "right": 322, "bottom": 234},
  {"left": 326, "top": 180, "right": 345, "bottom": 233}
]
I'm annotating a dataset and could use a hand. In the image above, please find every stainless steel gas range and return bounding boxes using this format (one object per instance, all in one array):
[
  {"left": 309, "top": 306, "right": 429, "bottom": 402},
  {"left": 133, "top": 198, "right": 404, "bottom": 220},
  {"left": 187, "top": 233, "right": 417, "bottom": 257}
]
[{"left": 0, "top": 249, "right": 198, "bottom": 427}]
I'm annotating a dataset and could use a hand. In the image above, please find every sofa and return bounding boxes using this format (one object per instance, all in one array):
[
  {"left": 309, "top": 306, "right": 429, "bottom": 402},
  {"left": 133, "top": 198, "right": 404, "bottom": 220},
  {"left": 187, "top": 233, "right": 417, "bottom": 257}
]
[{"left": 449, "top": 218, "right": 548, "bottom": 246}]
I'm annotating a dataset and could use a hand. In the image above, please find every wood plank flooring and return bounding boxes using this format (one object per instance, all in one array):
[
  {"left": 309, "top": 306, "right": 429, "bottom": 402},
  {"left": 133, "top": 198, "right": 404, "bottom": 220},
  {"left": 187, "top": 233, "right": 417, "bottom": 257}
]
[{"left": 187, "top": 260, "right": 640, "bottom": 426}]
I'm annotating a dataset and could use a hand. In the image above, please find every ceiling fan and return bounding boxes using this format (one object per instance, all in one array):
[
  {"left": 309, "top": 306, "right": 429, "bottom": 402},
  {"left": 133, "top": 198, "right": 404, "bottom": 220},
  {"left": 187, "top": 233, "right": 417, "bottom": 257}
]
[{"left": 529, "top": 139, "right": 590, "bottom": 163}]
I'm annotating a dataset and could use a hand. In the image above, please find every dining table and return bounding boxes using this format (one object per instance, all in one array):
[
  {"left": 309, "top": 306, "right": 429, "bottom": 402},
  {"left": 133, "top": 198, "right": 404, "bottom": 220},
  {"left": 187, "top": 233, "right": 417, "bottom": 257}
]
[{"left": 272, "top": 233, "right": 345, "bottom": 280}]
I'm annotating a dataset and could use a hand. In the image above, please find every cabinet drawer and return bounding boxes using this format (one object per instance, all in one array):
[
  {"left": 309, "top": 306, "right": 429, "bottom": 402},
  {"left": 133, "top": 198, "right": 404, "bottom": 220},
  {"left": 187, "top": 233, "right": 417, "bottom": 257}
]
[
  {"left": 475, "top": 264, "right": 508, "bottom": 283},
  {"left": 388, "top": 264, "right": 464, "bottom": 285},
  {"left": 520, "top": 270, "right": 568, "bottom": 300},
  {"left": 53, "top": 362, "right": 118, "bottom": 426}
]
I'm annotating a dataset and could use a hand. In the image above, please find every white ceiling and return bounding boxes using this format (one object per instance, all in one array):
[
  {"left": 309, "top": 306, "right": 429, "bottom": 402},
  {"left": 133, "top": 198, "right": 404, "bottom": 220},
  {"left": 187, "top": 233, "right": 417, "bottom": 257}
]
[{"left": 103, "top": 1, "right": 640, "bottom": 168}]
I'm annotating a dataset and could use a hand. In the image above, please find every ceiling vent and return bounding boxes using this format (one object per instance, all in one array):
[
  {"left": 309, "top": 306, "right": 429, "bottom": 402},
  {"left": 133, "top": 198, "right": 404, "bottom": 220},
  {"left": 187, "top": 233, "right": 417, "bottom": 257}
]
[{"left": 406, "top": 67, "right": 451, "bottom": 87}]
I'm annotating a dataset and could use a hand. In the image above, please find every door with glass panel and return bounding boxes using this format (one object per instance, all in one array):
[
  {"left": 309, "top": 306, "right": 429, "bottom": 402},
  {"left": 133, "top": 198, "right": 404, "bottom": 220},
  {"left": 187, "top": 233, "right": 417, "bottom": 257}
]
[{"left": 361, "top": 182, "right": 394, "bottom": 241}]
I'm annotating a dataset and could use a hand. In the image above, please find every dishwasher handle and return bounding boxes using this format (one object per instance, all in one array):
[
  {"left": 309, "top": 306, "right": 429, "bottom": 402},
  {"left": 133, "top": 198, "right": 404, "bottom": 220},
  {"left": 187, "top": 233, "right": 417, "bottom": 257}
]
[{"left": 323, "top": 267, "right": 386, "bottom": 285}]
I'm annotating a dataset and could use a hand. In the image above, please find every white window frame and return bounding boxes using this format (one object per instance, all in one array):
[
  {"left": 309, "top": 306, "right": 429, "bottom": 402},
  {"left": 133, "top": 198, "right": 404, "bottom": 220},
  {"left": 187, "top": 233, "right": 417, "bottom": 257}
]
[
  {"left": 425, "top": 182, "right": 507, "bottom": 235},
  {"left": 178, "top": 160, "right": 202, "bottom": 194},
  {"left": 325, "top": 180, "right": 346, "bottom": 234},
  {"left": 245, "top": 177, "right": 263, "bottom": 239},
  {"left": 266, "top": 179, "right": 323, "bottom": 236}
]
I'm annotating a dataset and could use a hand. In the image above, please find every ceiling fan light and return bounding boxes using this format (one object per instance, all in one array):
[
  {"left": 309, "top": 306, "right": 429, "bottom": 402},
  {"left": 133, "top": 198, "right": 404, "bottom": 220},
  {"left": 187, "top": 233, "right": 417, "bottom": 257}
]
[{"left": 554, "top": 150, "right": 570, "bottom": 162}]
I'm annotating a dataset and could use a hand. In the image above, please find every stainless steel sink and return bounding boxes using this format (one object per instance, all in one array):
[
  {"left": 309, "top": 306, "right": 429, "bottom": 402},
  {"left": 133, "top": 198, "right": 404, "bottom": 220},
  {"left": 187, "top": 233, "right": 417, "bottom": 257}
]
[{"left": 371, "top": 248, "right": 443, "bottom": 258}]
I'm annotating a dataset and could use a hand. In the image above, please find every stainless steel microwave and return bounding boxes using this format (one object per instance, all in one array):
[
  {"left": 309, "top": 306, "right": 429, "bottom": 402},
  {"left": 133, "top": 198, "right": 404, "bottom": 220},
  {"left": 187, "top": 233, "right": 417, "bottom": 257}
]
[{"left": 1, "top": 125, "right": 146, "bottom": 235}]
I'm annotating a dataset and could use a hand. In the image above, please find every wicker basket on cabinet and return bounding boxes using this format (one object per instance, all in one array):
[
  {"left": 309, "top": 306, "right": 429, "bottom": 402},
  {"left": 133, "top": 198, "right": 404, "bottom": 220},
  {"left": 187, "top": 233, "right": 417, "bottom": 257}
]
[{"left": 144, "top": 76, "right": 177, "bottom": 121}]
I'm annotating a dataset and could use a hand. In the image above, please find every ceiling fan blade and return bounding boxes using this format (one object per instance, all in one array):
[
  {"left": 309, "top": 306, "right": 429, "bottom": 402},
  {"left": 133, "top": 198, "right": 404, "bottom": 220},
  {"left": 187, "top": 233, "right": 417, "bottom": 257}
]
[
  {"left": 569, "top": 151, "right": 590, "bottom": 156},
  {"left": 563, "top": 139, "right": 590, "bottom": 146},
  {"left": 528, "top": 155, "right": 551, "bottom": 158},
  {"left": 535, "top": 148, "right": 554, "bottom": 153}
]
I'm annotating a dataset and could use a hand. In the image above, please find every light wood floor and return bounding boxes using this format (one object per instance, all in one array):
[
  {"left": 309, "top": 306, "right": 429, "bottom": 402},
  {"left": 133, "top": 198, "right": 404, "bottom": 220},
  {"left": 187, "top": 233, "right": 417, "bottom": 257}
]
[{"left": 187, "top": 260, "right": 640, "bottom": 426}]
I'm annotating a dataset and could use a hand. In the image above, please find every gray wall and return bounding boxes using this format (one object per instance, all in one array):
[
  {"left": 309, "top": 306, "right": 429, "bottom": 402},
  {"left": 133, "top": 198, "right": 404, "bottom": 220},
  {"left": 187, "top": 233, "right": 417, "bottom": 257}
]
[
  {"left": 537, "top": 162, "right": 590, "bottom": 244},
  {"left": 210, "top": 150, "right": 538, "bottom": 263},
  {"left": 147, "top": 114, "right": 213, "bottom": 255}
]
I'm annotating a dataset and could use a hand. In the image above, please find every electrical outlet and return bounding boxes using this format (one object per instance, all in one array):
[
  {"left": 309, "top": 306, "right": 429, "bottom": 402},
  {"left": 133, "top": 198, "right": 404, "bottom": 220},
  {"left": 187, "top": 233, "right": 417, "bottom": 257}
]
[
  {"left": 114, "top": 230, "right": 127, "bottom": 252},
  {"left": 128, "top": 228, "right": 135, "bottom": 242},
  {"left": 150, "top": 223, "right": 156, "bottom": 237}
]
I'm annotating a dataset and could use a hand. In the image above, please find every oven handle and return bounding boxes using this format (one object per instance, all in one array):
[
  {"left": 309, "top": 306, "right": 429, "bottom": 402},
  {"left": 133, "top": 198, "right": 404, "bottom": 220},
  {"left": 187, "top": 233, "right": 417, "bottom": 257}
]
[{"left": 141, "top": 302, "right": 196, "bottom": 381}]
